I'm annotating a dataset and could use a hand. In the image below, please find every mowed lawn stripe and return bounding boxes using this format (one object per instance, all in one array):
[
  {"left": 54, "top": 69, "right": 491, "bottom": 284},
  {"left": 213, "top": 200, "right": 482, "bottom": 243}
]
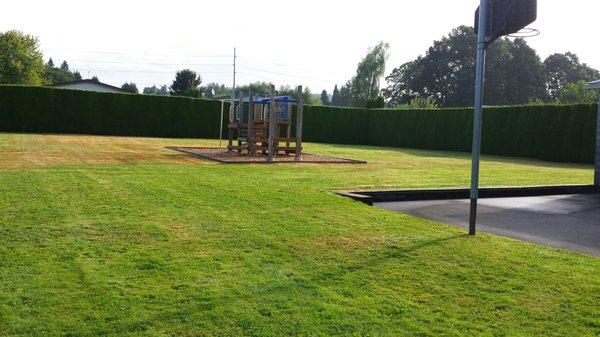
[{"left": 0, "top": 134, "right": 598, "bottom": 336}]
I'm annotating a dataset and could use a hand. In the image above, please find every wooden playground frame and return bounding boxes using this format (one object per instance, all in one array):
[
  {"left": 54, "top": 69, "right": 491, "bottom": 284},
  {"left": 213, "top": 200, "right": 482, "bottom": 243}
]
[{"left": 219, "top": 84, "right": 304, "bottom": 162}]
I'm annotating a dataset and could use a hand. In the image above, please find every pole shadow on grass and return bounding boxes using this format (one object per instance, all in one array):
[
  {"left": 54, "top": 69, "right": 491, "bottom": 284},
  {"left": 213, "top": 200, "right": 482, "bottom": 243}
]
[{"left": 312, "top": 234, "right": 469, "bottom": 282}]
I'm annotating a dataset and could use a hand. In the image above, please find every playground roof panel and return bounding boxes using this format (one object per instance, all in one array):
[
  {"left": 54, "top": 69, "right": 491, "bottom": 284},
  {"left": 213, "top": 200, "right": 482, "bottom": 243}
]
[{"left": 219, "top": 96, "right": 299, "bottom": 104}]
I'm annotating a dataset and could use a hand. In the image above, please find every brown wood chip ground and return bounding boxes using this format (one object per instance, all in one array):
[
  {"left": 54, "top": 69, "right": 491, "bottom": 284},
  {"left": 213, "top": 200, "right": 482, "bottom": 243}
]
[{"left": 167, "top": 147, "right": 366, "bottom": 164}]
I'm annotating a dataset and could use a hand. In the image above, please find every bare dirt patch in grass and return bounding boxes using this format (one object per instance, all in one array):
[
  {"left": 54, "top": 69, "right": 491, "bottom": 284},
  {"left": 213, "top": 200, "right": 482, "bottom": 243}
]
[{"left": 0, "top": 133, "right": 215, "bottom": 170}]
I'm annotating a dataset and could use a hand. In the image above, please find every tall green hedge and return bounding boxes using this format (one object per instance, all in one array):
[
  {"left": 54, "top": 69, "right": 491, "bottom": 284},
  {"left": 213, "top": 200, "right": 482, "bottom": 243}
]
[
  {"left": 0, "top": 85, "right": 226, "bottom": 138},
  {"left": 301, "top": 104, "right": 597, "bottom": 164},
  {"left": 0, "top": 85, "right": 597, "bottom": 163}
]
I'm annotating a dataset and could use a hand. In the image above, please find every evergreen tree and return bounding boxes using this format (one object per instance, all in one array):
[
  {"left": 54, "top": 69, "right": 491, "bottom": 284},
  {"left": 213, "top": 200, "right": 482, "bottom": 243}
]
[
  {"left": 203, "top": 82, "right": 230, "bottom": 98},
  {"left": 158, "top": 85, "right": 168, "bottom": 95},
  {"left": 43, "top": 58, "right": 82, "bottom": 84},
  {"left": 121, "top": 82, "right": 139, "bottom": 94},
  {"left": 44, "top": 58, "right": 76, "bottom": 84},
  {"left": 331, "top": 85, "right": 340, "bottom": 105},
  {"left": 236, "top": 81, "right": 270, "bottom": 96},
  {"left": 320, "top": 90, "right": 329, "bottom": 105},
  {"left": 338, "top": 81, "right": 353, "bottom": 106},
  {"left": 91, "top": 76, "right": 99, "bottom": 82},
  {"left": 169, "top": 69, "right": 202, "bottom": 97},
  {"left": 143, "top": 85, "right": 169, "bottom": 96},
  {"left": 143, "top": 85, "right": 159, "bottom": 95}
]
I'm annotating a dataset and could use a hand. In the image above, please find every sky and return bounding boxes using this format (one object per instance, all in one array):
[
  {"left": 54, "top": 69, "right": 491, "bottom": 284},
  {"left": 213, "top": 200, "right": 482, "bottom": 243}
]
[{"left": 1, "top": 0, "right": 598, "bottom": 93}]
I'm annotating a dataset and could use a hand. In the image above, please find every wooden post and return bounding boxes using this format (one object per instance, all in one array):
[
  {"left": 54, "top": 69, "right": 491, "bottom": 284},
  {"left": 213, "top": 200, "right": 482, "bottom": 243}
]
[
  {"left": 268, "top": 84, "right": 276, "bottom": 162},
  {"left": 248, "top": 91, "right": 254, "bottom": 156},
  {"left": 286, "top": 101, "right": 291, "bottom": 150},
  {"left": 595, "top": 92, "right": 600, "bottom": 189},
  {"left": 237, "top": 91, "right": 244, "bottom": 153},
  {"left": 295, "top": 85, "right": 303, "bottom": 161},
  {"left": 219, "top": 100, "right": 224, "bottom": 149}
]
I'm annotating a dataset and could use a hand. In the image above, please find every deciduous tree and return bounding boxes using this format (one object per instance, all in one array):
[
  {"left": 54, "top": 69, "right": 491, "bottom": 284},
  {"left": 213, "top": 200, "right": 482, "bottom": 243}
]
[
  {"left": 383, "top": 26, "right": 555, "bottom": 107},
  {"left": 558, "top": 80, "right": 597, "bottom": 104},
  {"left": 544, "top": 53, "right": 600, "bottom": 100},
  {"left": 0, "top": 30, "right": 45, "bottom": 85},
  {"left": 351, "top": 41, "right": 389, "bottom": 106}
]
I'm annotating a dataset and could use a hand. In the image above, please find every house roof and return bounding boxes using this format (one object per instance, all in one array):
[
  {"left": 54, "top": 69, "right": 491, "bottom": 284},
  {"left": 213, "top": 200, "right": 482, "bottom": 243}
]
[
  {"left": 585, "top": 80, "right": 600, "bottom": 90},
  {"left": 52, "top": 79, "right": 127, "bottom": 92}
]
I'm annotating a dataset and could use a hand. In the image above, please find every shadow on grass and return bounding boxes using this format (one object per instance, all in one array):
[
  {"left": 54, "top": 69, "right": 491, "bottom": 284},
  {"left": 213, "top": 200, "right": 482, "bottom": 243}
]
[
  {"left": 311, "top": 142, "right": 591, "bottom": 170},
  {"left": 315, "top": 233, "right": 469, "bottom": 282}
]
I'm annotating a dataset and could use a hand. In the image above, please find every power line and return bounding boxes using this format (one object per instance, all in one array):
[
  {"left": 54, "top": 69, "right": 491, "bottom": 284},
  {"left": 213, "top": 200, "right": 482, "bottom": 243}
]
[
  {"left": 44, "top": 48, "right": 232, "bottom": 59},
  {"left": 70, "top": 59, "right": 231, "bottom": 67},
  {"left": 237, "top": 65, "right": 338, "bottom": 83},
  {"left": 78, "top": 68, "right": 231, "bottom": 74},
  {"left": 236, "top": 71, "right": 275, "bottom": 82},
  {"left": 45, "top": 49, "right": 344, "bottom": 85},
  {"left": 237, "top": 55, "right": 345, "bottom": 77}
]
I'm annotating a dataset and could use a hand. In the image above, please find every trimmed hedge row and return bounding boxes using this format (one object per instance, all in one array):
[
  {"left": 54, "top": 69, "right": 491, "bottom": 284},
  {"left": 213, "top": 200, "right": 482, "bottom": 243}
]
[
  {"left": 0, "top": 85, "right": 225, "bottom": 138},
  {"left": 302, "top": 104, "right": 597, "bottom": 164},
  {"left": 0, "top": 85, "right": 597, "bottom": 163}
]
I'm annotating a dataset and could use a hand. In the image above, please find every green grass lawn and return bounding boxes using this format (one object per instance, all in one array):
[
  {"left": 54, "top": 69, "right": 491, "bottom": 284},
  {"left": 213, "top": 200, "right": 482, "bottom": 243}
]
[{"left": 0, "top": 133, "right": 598, "bottom": 336}]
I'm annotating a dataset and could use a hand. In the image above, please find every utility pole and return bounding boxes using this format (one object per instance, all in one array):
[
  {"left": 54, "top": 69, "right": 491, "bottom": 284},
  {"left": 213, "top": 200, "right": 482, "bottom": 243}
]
[
  {"left": 469, "top": 0, "right": 489, "bottom": 236},
  {"left": 233, "top": 47, "right": 236, "bottom": 91},
  {"left": 227, "top": 47, "right": 237, "bottom": 154}
]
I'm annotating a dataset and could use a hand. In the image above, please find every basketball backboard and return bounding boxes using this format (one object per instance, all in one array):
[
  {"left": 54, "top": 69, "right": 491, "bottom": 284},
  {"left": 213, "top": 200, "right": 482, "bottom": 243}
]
[{"left": 475, "top": 0, "right": 537, "bottom": 44}]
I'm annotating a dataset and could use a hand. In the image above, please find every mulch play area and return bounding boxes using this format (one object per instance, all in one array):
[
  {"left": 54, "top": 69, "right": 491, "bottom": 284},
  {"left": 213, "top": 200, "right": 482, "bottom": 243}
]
[{"left": 167, "top": 147, "right": 366, "bottom": 164}]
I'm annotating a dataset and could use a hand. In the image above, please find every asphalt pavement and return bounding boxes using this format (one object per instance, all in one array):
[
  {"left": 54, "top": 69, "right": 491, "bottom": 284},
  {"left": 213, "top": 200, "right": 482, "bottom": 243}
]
[{"left": 375, "top": 194, "right": 600, "bottom": 256}]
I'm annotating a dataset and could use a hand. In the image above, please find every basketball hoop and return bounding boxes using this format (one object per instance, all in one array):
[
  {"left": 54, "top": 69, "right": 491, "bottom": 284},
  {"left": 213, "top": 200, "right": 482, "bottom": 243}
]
[
  {"left": 507, "top": 27, "right": 540, "bottom": 38},
  {"left": 475, "top": 0, "right": 537, "bottom": 44},
  {"left": 470, "top": 0, "right": 538, "bottom": 235}
]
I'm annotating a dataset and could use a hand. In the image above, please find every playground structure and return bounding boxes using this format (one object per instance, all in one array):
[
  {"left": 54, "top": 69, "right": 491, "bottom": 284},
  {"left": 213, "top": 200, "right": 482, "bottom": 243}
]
[
  {"left": 171, "top": 83, "right": 363, "bottom": 164},
  {"left": 219, "top": 84, "right": 304, "bottom": 161}
]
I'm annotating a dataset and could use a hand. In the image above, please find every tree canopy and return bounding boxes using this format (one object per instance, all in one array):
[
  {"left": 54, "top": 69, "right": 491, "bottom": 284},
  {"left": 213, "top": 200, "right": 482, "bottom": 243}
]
[
  {"left": 327, "top": 42, "right": 390, "bottom": 108},
  {"left": 544, "top": 53, "right": 600, "bottom": 101},
  {"left": 0, "top": 30, "right": 45, "bottom": 85},
  {"left": 143, "top": 85, "right": 169, "bottom": 96},
  {"left": 202, "top": 82, "right": 229, "bottom": 98},
  {"left": 383, "top": 26, "right": 599, "bottom": 107},
  {"left": 558, "top": 80, "right": 598, "bottom": 104},
  {"left": 169, "top": 69, "right": 202, "bottom": 97},
  {"left": 44, "top": 58, "right": 79, "bottom": 84},
  {"left": 121, "top": 82, "right": 139, "bottom": 94},
  {"left": 320, "top": 90, "right": 330, "bottom": 105},
  {"left": 351, "top": 41, "right": 390, "bottom": 106}
]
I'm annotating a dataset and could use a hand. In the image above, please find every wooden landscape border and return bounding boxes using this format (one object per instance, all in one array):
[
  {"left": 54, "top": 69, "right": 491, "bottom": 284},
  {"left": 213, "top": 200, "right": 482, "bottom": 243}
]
[{"left": 166, "top": 147, "right": 367, "bottom": 164}]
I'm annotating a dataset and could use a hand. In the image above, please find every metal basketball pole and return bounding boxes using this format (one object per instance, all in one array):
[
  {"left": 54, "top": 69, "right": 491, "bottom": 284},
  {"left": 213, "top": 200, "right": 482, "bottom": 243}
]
[{"left": 469, "top": 0, "right": 489, "bottom": 235}]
